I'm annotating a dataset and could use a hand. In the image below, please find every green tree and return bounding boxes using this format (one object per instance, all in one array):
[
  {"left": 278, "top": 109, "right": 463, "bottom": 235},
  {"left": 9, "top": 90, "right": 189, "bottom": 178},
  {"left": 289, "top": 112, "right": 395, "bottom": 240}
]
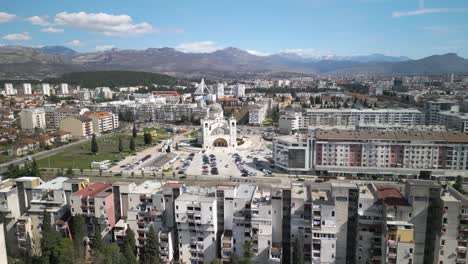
[
  {"left": 118, "top": 137, "right": 123, "bottom": 153},
  {"left": 52, "top": 238, "right": 75, "bottom": 264},
  {"left": 241, "top": 240, "right": 254, "bottom": 264},
  {"left": 94, "top": 242, "right": 123, "bottom": 264},
  {"left": 208, "top": 259, "right": 223, "bottom": 264},
  {"left": 140, "top": 225, "right": 160, "bottom": 264},
  {"left": 132, "top": 124, "right": 137, "bottom": 138},
  {"left": 40, "top": 210, "right": 62, "bottom": 264},
  {"left": 70, "top": 215, "right": 86, "bottom": 261},
  {"left": 91, "top": 134, "right": 99, "bottom": 155},
  {"left": 92, "top": 224, "right": 104, "bottom": 253},
  {"left": 30, "top": 159, "right": 40, "bottom": 176},
  {"left": 66, "top": 167, "right": 74, "bottom": 177},
  {"left": 143, "top": 132, "right": 152, "bottom": 145},
  {"left": 292, "top": 238, "right": 304, "bottom": 264},
  {"left": 121, "top": 228, "right": 137, "bottom": 264},
  {"left": 453, "top": 176, "right": 466, "bottom": 194},
  {"left": 129, "top": 137, "right": 136, "bottom": 152}
]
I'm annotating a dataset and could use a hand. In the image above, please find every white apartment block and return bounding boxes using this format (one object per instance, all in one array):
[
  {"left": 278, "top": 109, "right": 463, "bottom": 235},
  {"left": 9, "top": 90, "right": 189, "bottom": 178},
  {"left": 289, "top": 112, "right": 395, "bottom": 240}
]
[
  {"left": 41, "top": 83, "right": 51, "bottom": 96},
  {"left": 85, "top": 111, "right": 119, "bottom": 133},
  {"left": 434, "top": 110, "right": 468, "bottom": 132},
  {"left": 77, "top": 88, "right": 96, "bottom": 101},
  {"left": 20, "top": 83, "right": 32, "bottom": 95},
  {"left": 60, "top": 83, "right": 69, "bottom": 95},
  {"left": 424, "top": 99, "right": 458, "bottom": 125},
  {"left": 19, "top": 108, "right": 47, "bottom": 132},
  {"left": 249, "top": 103, "right": 268, "bottom": 125},
  {"left": 4, "top": 83, "right": 16, "bottom": 95},
  {"left": 215, "top": 83, "right": 225, "bottom": 99},
  {"left": 234, "top": 84, "right": 246, "bottom": 98},
  {"left": 175, "top": 189, "right": 218, "bottom": 264},
  {"left": 279, "top": 108, "right": 424, "bottom": 134}
]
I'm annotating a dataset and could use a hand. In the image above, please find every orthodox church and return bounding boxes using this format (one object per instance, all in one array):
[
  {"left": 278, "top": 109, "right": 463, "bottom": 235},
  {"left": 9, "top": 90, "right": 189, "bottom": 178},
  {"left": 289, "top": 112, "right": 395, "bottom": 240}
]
[{"left": 198, "top": 103, "right": 237, "bottom": 149}]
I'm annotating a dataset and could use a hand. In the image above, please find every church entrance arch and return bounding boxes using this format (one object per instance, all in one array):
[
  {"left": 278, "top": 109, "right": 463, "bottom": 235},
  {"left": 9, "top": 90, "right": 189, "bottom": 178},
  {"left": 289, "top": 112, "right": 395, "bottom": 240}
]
[{"left": 213, "top": 138, "right": 228, "bottom": 147}]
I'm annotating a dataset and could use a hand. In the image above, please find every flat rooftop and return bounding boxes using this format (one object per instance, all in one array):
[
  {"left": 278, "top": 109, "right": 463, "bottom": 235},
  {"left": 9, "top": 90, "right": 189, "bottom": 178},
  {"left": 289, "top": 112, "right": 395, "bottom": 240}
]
[
  {"left": 131, "top": 181, "right": 162, "bottom": 194},
  {"left": 234, "top": 184, "right": 256, "bottom": 200},
  {"left": 34, "top": 177, "right": 68, "bottom": 190}
]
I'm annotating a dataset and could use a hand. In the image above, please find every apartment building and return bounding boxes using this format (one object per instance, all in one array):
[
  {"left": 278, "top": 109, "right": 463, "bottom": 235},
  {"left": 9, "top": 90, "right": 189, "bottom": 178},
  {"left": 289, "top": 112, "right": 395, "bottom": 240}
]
[
  {"left": 84, "top": 111, "right": 119, "bottom": 133},
  {"left": 175, "top": 188, "right": 218, "bottom": 264},
  {"left": 424, "top": 99, "right": 458, "bottom": 125},
  {"left": 248, "top": 103, "right": 268, "bottom": 125},
  {"left": 279, "top": 108, "right": 424, "bottom": 134},
  {"left": 19, "top": 83, "right": 32, "bottom": 95},
  {"left": 41, "top": 83, "right": 51, "bottom": 96},
  {"left": 70, "top": 182, "right": 115, "bottom": 242},
  {"left": 59, "top": 83, "right": 69, "bottom": 95},
  {"left": 273, "top": 130, "right": 468, "bottom": 177},
  {"left": 0, "top": 180, "right": 22, "bottom": 254},
  {"left": 4, "top": 83, "right": 16, "bottom": 95},
  {"left": 19, "top": 108, "right": 46, "bottom": 132},
  {"left": 434, "top": 110, "right": 468, "bottom": 132},
  {"left": 59, "top": 116, "right": 94, "bottom": 138},
  {"left": 45, "top": 107, "right": 81, "bottom": 129}
]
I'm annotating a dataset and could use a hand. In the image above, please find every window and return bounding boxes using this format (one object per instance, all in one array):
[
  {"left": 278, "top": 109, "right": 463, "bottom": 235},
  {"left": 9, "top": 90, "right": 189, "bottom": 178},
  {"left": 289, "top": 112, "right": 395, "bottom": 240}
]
[{"left": 331, "top": 211, "right": 335, "bottom": 217}]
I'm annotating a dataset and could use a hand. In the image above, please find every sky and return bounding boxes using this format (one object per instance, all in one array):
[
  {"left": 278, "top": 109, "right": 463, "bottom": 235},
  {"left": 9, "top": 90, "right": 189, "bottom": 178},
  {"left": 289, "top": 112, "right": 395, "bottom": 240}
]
[{"left": 0, "top": 0, "right": 467, "bottom": 59}]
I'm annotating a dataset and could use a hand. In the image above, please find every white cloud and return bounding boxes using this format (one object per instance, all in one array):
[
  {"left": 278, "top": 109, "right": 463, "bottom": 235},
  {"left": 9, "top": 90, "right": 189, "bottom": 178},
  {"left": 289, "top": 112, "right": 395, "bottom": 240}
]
[
  {"left": 95, "top": 45, "right": 115, "bottom": 51},
  {"left": 65, "top": 40, "right": 84, "bottom": 47},
  {"left": 40, "top": 27, "right": 64, "bottom": 34},
  {"left": 27, "top": 15, "right": 52, "bottom": 26},
  {"left": 54, "top": 12, "right": 155, "bottom": 36},
  {"left": 0, "top": 12, "right": 16, "bottom": 23},
  {"left": 393, "top": 8, "right": 468, "bottom": 17},
  {"left": 246, "top": 50, "right": 271, "bottom": 56},
  {"left": 3, "top": 32, "right": 31, "bottom": 41},
  {"left": 175, "top": 41, "right": 222, "bottom": 53}
]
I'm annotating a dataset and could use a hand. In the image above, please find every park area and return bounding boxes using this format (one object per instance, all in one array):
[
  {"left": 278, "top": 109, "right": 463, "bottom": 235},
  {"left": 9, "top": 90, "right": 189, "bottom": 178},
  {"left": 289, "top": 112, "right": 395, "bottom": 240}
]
[
  {"left": 36, "top": 134, "right": 145, "bottom": 169},
  {"left": 142, "top": 127, "right": 173, "bottom": 140}
]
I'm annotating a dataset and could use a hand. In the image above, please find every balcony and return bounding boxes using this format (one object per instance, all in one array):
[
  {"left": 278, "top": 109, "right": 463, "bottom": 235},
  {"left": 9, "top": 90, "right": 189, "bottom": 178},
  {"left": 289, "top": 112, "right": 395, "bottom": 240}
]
[
  {"left": 457, "top": 246, "right": 467, "bottom": 253},
  {"left": 387, "top": 240, "right": 397, "bottom": 247}
]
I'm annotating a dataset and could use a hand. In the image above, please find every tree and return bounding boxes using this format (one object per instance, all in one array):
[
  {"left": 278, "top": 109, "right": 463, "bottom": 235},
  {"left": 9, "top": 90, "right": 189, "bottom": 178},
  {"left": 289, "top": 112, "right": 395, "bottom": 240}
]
[
  {"left": 144, "top": 132, "right": 152, "bottom": 145},
  {"left": 92, "top": 224, "right": 104, "bottom": 253},
  {"left": 129, "top": 137, "right": 136, "bottom": 152},
  {"left": 70, "top": 215, "right": 86, "bottom": 262},
  {"left": 208, "top": 259, "right": 223, "bottom": 264},
  {"left": 241, "top": 240, "right": 254, "bottom": 264},
  {"left": 94, "top": 243, "right": 123, "bottom": 264},
  {"left": 132, "top": 124, "right": 137, "bottom": 138},
  {"left": 121, "top": 228, "right": 137, "bottom": 264},
  {"left": 91, "top": 134, "right": 99, "bottom": 155},
  {"left": 30, "top": 159, "right": 40, "bottom": 176},
  {"left": 66, "top": 167, "right": 74, "bottom": 177},
  {"left": 292, "top": 238, "right": 304, "bottom": 264},
  {"left": 453, "top": 176, "right": 466, "bottom": 194},
  {"left": 140, "top": 225, "right": 160, "bottom": 264},
  {"left": 52, "top": 238, "right": 75, "bottom": 264},
  {"left": 118, "top": 137, "right": 123, "bottom": 153},
  {"left": 40, "top": 210, "right": 62, "bottom": 264}
]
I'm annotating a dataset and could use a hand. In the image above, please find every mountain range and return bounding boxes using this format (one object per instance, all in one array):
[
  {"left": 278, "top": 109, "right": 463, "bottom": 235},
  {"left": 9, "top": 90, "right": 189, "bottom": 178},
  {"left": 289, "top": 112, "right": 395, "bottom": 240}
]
[{"left": 0, "top": 45, "right": 467, "bottom": 79}]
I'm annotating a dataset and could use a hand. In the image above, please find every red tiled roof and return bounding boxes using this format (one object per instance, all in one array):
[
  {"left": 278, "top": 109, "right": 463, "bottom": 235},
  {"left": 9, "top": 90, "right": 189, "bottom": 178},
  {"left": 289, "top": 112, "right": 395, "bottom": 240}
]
[
  {"left": 377, "top": 187, "right": 410, "bottom": 207},
  {"left": 18, "top": 138, "right": 38, "bottom": 145},
  {"left": 51, "top": 130, "right": 70, "bottom": 136},
  {"left": 72, "top": 182, "right": 112, "bottom": 197}
]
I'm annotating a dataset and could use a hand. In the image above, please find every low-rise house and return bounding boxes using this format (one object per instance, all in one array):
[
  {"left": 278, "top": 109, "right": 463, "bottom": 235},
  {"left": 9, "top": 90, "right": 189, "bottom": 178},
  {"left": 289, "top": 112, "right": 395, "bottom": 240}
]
[
  {"left": 50, "top": 130, "right": 71, "bottom": 143},
  {"left": 14, "top": 138, "right": 40, "bottom": 156}
]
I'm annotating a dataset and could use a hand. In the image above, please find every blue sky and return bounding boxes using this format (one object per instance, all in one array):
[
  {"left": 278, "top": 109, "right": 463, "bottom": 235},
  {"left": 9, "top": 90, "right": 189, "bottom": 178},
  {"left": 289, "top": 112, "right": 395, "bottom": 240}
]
[{"left": 0, "top": 0, "right": 467, "bottom": 58}]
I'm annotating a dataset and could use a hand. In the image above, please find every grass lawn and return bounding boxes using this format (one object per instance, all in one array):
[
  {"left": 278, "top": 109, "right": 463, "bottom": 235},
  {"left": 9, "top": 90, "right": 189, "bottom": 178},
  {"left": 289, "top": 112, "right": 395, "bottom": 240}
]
[
  {"left": 143, "top": 127, "right": 173, "bottom": 140},
  {"left": 262, "top": 117, "right": 273, "bottom": 126},
  {"left": 37, "top": 134, "right": 145, "bottom": 169}
]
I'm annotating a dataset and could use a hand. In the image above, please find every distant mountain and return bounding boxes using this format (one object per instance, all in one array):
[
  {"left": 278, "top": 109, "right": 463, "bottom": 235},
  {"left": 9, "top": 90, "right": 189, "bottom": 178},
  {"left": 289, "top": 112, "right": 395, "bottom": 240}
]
[
  {"left": 35, "top": 46, "right": 78, "bottom": 57},
  {"left": 0, "top": 45, "right": 466, "bottom": 79}
]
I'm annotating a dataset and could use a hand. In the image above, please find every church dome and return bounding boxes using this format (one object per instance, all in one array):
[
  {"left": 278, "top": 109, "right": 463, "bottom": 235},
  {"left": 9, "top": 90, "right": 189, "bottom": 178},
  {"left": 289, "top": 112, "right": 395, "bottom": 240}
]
[{"left": 209, "top": 103, "right": 223, "bottom": 113}]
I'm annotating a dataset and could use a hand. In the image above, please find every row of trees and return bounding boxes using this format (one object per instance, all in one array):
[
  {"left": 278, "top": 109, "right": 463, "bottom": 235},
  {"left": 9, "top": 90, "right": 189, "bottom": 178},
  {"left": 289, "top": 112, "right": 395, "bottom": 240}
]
[{"left": 5, "top": 159, "right": 40, "bottom": 179}]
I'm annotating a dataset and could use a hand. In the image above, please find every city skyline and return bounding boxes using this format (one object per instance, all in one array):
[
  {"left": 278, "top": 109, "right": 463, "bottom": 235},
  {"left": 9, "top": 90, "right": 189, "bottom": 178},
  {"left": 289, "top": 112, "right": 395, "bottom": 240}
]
[{"left": 0, "top": 0, "right": 467, "bottom": 59}]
